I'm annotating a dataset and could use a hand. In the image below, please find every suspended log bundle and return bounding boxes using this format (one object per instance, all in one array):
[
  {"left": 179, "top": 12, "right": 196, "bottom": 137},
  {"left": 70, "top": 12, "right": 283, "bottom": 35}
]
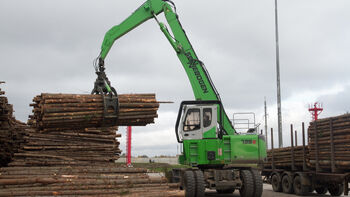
[
  {"left": 0, "top": 82, "right": 26, "bottom": 167},
  {"left": 28, "top": 93, "right": 160, "bottom": 130},
  {"left": 308, "top": 113, "right": 350, "bottom": 171},
  {"left": 0, "top": 165, "right": 178, "bottom": 196},
  {"left": 264, "top": 146, "right": 308, "bottom": 169}
]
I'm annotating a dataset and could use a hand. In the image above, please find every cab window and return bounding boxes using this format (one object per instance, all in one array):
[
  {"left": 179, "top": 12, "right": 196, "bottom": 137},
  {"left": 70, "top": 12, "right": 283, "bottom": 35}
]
[
  {"left": 203, "top": 108, "right": 212, "bottom": 127},
  {"left": 183, "top": 109, "right": 200, "bottom": 131}
]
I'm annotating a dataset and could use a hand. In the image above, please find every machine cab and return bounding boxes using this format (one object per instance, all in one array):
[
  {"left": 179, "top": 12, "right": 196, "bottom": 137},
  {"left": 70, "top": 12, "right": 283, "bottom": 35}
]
[{"left": 178, "top": 104, "right": 218, "bottom": 141}]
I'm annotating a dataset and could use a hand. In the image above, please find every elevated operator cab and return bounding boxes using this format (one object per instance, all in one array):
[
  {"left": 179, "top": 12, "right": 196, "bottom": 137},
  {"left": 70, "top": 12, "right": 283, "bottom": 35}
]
[{"left": 175, "top": 101, "right": 266, "bottom": 167}]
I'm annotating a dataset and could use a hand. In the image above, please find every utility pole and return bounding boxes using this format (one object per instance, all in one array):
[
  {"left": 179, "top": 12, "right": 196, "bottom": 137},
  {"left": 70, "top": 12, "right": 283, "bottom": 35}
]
[
  {"left": 264, "top": 97, "right": 268, "bottom": 149},
  {"left": 274, "top": 0, "right": 283, "bottom": 148}
]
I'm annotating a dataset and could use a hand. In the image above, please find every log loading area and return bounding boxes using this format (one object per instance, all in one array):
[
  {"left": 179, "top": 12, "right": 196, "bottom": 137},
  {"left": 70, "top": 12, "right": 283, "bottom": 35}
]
[
  {"left": 1, "top": 0, "right": 348, "bottom": 196},
  {"left": 0, "top": 82, "right": 179, "bottom": 196}
]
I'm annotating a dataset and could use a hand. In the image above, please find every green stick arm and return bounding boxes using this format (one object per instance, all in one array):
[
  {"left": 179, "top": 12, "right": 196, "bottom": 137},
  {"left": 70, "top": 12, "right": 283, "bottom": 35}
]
[
  {"left": 100, "top": 0, "right": 165, "bottom": 60},
  {"left": 99, "top": 0, "right": 236, "bottom": 135}
]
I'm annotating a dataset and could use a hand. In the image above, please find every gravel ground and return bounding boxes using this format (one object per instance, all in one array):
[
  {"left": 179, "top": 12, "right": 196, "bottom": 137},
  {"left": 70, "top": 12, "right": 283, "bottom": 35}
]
[
  {"left": 204, "top": 184, "right": 346, "bottom": 197},
  {"left": 168, "top": 184, "right": 346, "bottom": 197}
]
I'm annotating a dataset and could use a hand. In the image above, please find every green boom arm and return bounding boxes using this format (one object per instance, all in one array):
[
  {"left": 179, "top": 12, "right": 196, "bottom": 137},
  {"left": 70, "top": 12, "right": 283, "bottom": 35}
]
[{"left": 99, "top": 0, "right": 236, "bottom": 135}]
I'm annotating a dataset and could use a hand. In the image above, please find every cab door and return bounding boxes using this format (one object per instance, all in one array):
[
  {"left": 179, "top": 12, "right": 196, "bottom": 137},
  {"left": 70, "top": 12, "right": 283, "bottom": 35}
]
[
  {"left": 180, "top": 105, "right": 217, "bottom": 140},
  {"left": 181, "top": 107, "right": 202, "bottom": 140},
  {"left": 201, "top": 106, "right": 217, "bottom": 139}
]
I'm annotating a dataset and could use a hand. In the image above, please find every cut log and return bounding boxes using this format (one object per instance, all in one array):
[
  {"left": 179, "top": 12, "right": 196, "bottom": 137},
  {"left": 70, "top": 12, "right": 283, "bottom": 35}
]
[{"left": 28, "top": 93, "right": 161, "bottom": 130}]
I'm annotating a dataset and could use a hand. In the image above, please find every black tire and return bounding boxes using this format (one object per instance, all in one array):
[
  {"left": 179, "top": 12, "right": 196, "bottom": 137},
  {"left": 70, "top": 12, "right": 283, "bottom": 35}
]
[
  {"left": 251, "top": 169, "right": 263, "bottom": 197},
  {"left": 216, "top": 189, "right": 235, "bottom": 194},
  {"left": 271, "top": 173, "right": 282, "bottom": 192},
  {"left": 239, "top": 170, "right": 254, "bottom": 197},
  {"left": 184, "top": 171, "right": 196, "bottom": 197},
  {"left": 281, "top": 174, "right": 294, "bottom": 194},
  {"left": 315, "top": 186, "right": 327, "bottom": 195},
  {"left": 328, "top": 184, "right": 343, "bottom": 196},
  {"left": 194, "top": 170, "right": 205, "bottom": 197},
  {"left": 293, "top": 175, "right": 308, "bottom": 196}
]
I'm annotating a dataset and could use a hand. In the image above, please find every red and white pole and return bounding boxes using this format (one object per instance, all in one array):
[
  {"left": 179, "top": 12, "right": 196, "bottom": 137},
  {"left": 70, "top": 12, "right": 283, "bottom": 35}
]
[{"left": 126, "top": 126, "right": 132, "bottom": 167}]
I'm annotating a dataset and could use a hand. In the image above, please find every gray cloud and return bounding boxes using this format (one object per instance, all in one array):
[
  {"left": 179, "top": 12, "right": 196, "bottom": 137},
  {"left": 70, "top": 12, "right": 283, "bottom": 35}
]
[{"left": 1, "top": 0, "right": 349, "bottom": 156}]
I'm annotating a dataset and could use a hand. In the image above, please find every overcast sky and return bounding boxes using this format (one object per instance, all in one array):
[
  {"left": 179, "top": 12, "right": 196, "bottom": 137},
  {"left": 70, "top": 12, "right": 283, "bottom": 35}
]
[{"left": 1, "top": 0, "right": 349, "bottom": 156}]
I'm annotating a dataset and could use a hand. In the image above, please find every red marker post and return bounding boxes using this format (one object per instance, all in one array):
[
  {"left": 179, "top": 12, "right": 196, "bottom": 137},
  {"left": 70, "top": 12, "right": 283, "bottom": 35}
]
[{"left": 126, "top": 126, "right": 132, "bottom": 167}]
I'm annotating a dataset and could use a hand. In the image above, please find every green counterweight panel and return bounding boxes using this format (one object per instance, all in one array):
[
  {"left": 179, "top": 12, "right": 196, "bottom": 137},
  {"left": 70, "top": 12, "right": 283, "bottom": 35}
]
[{"left": 180, "top": 135, "right": 266, "bottom": 166}]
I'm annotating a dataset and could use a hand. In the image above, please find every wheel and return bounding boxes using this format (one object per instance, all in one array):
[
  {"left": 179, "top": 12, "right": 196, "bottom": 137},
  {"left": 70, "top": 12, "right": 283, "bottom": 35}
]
[
  {"left": 183, "top": 171, "right": 196, "bottom": 197},
  {"left": 293, "top": 175, "right": 308, "bottom": 196},
  {"left": 216, "top": 189, "right": 235, "bottom": 194},
  {"left": 271, "top": 173, "right": 282, "bottom": 192},
  {"left": 250, "top": 169, "right": 263, "bottom": 197},
  {"left": 315, "top": 186, "right": 327, "bottom": 194},
  {"left": 281, "top": 174, "right": 294, "bottom": 194},
  {"left": 239, "top": 170, "right": 254, "bottom": 197},
  {"left": 194, "top": 170, "right": 205, "bottom": 197},
  {"left": 328, "top": 184, "right": 343, "bottom": 196}
]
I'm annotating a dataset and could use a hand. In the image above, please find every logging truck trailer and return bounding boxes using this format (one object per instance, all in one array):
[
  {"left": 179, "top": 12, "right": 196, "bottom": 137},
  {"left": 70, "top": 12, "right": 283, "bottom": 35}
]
[{"left": 262, "top": 122, "right": 350, "bottom": 196}]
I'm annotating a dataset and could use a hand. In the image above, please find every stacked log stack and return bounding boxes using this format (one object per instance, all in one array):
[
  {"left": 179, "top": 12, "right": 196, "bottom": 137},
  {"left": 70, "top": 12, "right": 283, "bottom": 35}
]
[
  {"left": 265, "top": 146, "right": 308, "bottom": 169},
  {"left": 28, "top": 93, "right": 160, "bottom": 130},
  {"left": 0, "top": 133, "right": 178, "bottom": 196},
  {"left": 308, "top": 113, "right": 350, "bottom": 170},
  {"left": 0, "top": 82, "right": 26, "bottom": 167},
  {"left": 22, "top": 92, "right": 162, "bottom": 166},
  {"left": 0, "top": 165, "right": 178, "bottom": 196},
  {"left": 8, "top": 127, "right": 122, "bottom": 167}
]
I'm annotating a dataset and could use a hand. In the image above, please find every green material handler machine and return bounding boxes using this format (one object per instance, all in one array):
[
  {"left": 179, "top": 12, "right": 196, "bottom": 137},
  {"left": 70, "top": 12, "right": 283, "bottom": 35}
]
[{"left": 93, "top": 0, "right": 267, "bottom": 196}]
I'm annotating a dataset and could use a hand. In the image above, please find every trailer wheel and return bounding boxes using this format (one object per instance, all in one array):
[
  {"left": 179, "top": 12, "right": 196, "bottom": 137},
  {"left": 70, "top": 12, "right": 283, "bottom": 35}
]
[
  {"left": 282, "top": 174, "right": 294, "bottom": 194},
  {"left": 251, "top": 169, "right": 263, "bottom": 197},
  {"left": 315, "top": 186, "right": 327, "bottom": 194},
  {"left": 183, "top": 171, "right": 196, "bottom": 197},
  {"left": 239, "top": 170, "right": 254, "bottom": 197},
  {"left": 293, "top": 175, "right": 308, "bottom": 196},
  {"left": 271, "top": 173, "right": 282, "bottom": 192},
  {"left": 194, "top": 170, "right": 205, "bottom": 197},
  {"left": 328, "top": 184, "right": 343, "bottom": 196}
]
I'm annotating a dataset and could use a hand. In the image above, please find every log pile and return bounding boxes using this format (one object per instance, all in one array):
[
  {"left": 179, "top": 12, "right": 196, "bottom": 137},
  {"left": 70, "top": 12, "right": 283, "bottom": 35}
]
[
  {"left": 308, "top": 113, "right": 350, "bottom": 170},
  {"left": 0, "top": 165, "right": 179, "bottom": 196},
  {"left": 0, "top": 82, "right": 26, "bottom": 167},
  {"left": 265, "top": 146, "right": 308, "bottom": 169},
  {"left": 28, "top": 93, "right": 160, "bottom": 130},
  {"left": 8, "top": 127, "right": 122, "bottom": 167},
  {"left": 0, "top": 90, "right": 179, "bottom": 195}
]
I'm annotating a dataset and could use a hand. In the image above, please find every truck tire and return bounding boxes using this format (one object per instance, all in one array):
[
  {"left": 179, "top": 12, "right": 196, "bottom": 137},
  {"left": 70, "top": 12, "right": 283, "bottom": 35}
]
[
  {"left": 328, "top": 184, "right": 343, "bottom": 196},
  {"left": 250, "top": 169, "right": 263, "bottom": 197},
  {"left": 271, "top": 173, "right": 282, "bottom": 192},
  {"left": 239, "top": 170, "right": 254, "bottom": 197},
  {"left": 282, "top": 174, "right": 294, "bottom": 194},
  {"left": 293, "top": 175, "right": 308, "bottom": 196},
  {"left": 315, "top": 187, "right": 327, "bottom": 194},
  {"left": 184, "top": 171, "right": 196, "bottom": 197},
  {"left": 194, "top": 170, "right": 205, "bottom": 197}
]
